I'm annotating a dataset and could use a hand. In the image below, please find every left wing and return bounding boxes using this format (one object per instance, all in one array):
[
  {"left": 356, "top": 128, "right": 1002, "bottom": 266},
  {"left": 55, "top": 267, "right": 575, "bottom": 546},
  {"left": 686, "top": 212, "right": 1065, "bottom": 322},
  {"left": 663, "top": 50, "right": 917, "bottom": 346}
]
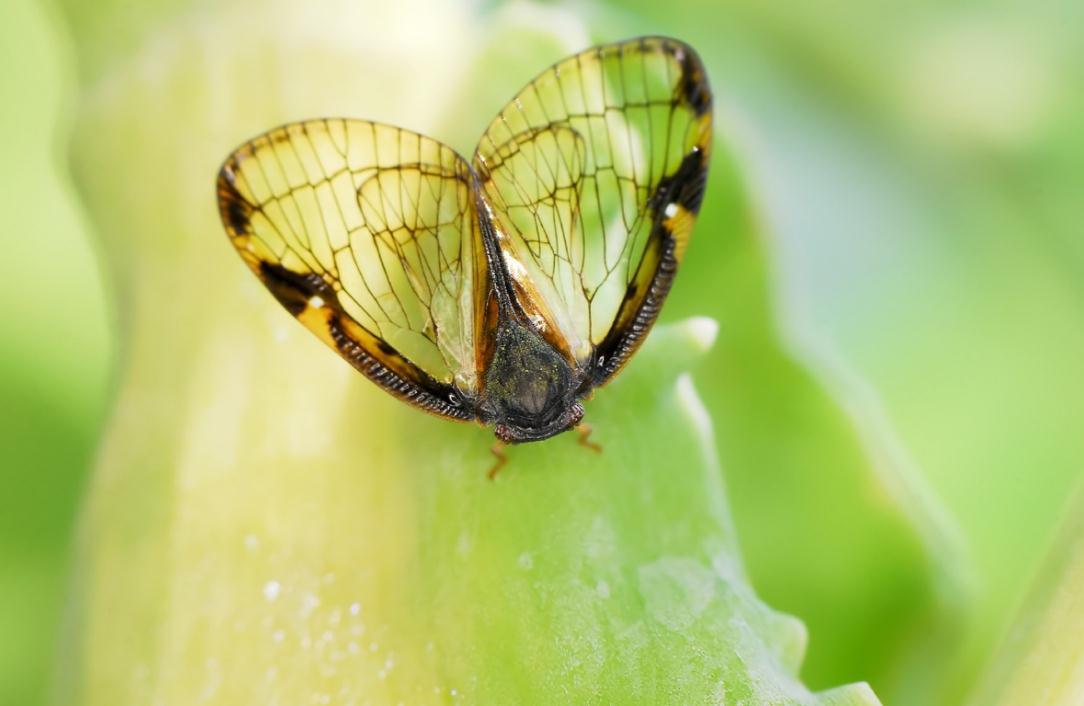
[
  {"left": 217, "top": 119, "right": 488, "bottom": 420},
  {"left": 472, "top": 36, "right": 712, "bottom": 386}
]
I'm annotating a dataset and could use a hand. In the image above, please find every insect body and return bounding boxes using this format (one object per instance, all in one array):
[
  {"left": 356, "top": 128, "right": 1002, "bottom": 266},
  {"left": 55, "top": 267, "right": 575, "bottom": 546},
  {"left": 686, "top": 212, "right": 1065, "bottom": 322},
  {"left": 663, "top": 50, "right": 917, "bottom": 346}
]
[{"left": 217, "top": 36, "right": 712, "bottom": 444}]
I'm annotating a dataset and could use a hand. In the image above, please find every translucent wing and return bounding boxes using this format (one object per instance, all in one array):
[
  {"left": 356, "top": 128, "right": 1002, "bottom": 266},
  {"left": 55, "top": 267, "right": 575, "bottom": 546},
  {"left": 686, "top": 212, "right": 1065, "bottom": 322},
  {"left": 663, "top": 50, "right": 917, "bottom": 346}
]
[
  {"left": 473, "top": 36, "right": 712, "bottom": 385},
  {"left": 217, "top": 119, "right": 488, "bottom": 420}
]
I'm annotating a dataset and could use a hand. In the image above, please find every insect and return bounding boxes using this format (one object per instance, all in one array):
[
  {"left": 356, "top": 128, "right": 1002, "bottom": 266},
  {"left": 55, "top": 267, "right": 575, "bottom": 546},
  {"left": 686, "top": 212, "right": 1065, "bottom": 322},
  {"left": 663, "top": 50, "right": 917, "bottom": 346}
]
[{"left": 216, "top": 36, "right": 712, "bottom": 466}]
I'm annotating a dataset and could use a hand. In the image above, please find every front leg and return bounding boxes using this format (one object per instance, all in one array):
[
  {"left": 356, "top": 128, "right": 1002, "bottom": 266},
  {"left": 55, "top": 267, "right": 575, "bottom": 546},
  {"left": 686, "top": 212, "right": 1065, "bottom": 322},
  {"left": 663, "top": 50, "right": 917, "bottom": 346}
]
[
  {"left": 575, "top": 423, "right": 602, "bottom": 453},
  {"left": 487, "top": 440, "right": 508, "bottom": 480}
]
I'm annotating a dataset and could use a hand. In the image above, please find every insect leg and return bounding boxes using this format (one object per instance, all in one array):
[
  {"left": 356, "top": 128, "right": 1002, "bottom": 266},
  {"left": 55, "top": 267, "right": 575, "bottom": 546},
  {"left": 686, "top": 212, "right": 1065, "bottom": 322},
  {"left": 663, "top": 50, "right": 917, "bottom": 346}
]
[
  {"left": 575, "top": 424, "right": 602, "bottom": 453},
  {"left": 487, "top": 441, "right": 508, "bottom": 480}
]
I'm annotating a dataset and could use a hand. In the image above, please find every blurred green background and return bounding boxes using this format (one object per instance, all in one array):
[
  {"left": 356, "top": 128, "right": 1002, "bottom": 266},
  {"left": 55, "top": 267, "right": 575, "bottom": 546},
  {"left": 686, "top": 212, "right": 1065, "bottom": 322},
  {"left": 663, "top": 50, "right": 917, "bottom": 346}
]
[{"left": 1, "top": 0, "right": 1081, "bottom": 704}]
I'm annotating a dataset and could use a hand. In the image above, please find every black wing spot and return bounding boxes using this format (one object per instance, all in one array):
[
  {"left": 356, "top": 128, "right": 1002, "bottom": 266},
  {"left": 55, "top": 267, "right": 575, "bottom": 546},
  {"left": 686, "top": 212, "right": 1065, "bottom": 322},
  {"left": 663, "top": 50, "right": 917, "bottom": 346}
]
[
  {"left": 648, "top": 147, "right": 707, "bottom": 216},
  {"left": 259, "top": 262, "right": 337, "bottom": 317},
  {"left": 217, "top": 170, "right": 254, "bottom": 236},
  {"left": 677, "top": 48, "right": 712, "bottom": 117}
]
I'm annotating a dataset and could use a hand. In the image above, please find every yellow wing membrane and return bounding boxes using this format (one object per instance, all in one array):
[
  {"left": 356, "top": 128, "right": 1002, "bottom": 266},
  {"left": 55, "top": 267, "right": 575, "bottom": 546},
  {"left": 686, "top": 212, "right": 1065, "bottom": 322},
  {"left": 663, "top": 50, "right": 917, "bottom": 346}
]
[
  {"left": 473, "top": 36, "right": 712, "bottom": 384},
  {"left": 217, "top": 119, "right": 486, "bottom": 420}
]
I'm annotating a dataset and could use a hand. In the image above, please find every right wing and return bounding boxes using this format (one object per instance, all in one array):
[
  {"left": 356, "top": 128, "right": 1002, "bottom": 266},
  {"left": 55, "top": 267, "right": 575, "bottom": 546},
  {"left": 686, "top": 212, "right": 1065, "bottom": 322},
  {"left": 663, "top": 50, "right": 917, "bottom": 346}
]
[
  {"left": 472, "top": 37, "right": 712, "bottom": 384},
  {"left": 216, "top": 119, "right": 489, "bottom": 420}
]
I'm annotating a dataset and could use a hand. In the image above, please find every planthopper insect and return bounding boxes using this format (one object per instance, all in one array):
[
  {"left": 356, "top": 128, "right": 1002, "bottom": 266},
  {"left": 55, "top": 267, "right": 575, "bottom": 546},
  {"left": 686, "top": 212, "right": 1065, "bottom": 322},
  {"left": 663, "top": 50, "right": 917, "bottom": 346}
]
[{"left": 216, "top": 36, "right": 712, "bottom": 469}]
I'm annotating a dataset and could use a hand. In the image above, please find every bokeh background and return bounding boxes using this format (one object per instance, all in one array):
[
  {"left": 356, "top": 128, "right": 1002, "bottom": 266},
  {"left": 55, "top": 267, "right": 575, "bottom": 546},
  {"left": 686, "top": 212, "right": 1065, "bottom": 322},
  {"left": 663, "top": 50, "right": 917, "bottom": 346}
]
[{"left": 1, "top": 0, "right": 1081, "bottom": 704}]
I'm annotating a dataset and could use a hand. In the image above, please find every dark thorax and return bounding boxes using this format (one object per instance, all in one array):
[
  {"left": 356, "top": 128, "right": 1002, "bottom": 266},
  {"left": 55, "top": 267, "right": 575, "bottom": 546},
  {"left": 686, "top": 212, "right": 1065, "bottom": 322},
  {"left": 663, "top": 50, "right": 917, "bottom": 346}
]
[{"left": 479, "top": 319, "right": 583, "bottom": 443}]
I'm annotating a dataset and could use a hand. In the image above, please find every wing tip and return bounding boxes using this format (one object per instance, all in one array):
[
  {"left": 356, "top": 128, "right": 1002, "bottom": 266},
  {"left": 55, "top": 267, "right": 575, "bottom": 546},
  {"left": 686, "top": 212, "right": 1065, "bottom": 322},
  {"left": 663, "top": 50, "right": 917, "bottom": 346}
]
[{"left": 605, "top": 36, "right": 714, "bottom": 117}]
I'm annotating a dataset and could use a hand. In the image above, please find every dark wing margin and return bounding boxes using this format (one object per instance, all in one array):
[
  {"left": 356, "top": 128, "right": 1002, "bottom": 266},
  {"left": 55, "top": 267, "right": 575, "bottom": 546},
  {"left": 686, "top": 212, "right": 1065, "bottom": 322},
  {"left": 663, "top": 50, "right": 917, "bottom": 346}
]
[
  {"left": 472, "top": 36, "right": 713, "bottom": 386},
  {"left": 216, "top": 119, "right": 488, "bottom": 420},
  {"left": 590, "top": 115, "right": 709, "bottom": 386}
]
